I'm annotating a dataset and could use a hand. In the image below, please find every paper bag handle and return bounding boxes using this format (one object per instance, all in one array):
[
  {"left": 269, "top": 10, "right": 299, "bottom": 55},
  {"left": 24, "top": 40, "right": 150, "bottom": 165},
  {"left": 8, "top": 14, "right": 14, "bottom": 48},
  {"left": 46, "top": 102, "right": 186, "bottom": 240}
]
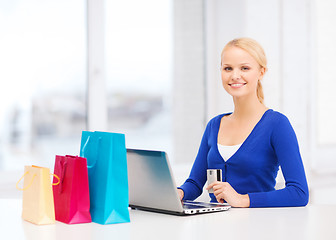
[
  {"left": 57, "top": 160, "right": 67, "bottom": 193},
  {"left": 81, "top": 135, "right": 101, "bottom": 169},
  {"left": 16, "top": 171, "right": 36, "bottom": 191},
  {"left": 16, "top": 171, "right": 60, "bottom": 191},
  {"left": 52, "top": 173, "right": 61, "bottom": 185}
]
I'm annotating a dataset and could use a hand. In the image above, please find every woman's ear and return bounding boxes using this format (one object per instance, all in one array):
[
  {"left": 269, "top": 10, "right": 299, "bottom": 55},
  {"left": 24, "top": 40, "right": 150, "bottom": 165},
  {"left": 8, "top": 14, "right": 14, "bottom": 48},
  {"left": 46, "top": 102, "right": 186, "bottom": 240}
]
[{"left": 259, "top": 67, "right": 266, "bottom": 80}]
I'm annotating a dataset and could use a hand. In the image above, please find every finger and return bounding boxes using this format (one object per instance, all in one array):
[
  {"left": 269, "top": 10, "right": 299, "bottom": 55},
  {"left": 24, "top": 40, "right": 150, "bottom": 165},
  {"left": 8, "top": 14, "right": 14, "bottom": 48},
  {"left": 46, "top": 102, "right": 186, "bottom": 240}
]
[
  {"left": 206, "top": 181, "right": 219, "bottom": 190},
  {"left": 212, "top": 184, "right": 222, "bottom": 191},
  {"left": 216, "top": 195, "right": 224, "bottom": 204},
  {"left": 214, "top": 189, "right": 225, "bottom": 198},
  {"left": 213, "top": 182, "right": 230, "bottom": 191},
  {"left": 212, "top": 182, "right": 227, "bottom": 192},
  {"left": 207, "top": 182, "right": 216, "bottom": 190}
]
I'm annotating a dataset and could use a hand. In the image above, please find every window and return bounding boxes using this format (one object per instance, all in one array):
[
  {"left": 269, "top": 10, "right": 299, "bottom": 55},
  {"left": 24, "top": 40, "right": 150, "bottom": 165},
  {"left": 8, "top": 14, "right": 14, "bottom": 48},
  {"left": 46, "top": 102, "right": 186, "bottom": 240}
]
[
  {"left": 0, "top": 0, "right": 86, "bottom": 170},
  {"left": 0, "top": 0, "right": 173, "bottom": 173},
  {"left": 105, "top": 0, "right": 173, "bottom": 154}
]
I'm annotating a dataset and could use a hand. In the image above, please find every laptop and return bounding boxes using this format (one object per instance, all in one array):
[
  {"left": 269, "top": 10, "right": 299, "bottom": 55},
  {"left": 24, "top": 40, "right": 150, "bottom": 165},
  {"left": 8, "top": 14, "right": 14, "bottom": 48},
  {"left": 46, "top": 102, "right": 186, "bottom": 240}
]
[{"left": 127, "top": 149, "right": 231, "bottom": 215}]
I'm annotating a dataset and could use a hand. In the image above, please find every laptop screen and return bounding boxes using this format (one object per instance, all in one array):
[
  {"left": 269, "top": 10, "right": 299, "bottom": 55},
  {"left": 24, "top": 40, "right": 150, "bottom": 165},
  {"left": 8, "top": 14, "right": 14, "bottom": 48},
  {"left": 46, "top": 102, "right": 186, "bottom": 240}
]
[{"left": 126, "top": 149, "right": 184, "bottom": 213}]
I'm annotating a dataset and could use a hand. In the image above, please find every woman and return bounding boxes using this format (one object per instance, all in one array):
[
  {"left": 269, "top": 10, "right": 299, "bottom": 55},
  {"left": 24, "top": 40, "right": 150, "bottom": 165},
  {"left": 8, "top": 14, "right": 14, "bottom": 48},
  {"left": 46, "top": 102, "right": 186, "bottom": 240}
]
[{"left": 177, "top": 38, "right": 309, "bottom": 208}]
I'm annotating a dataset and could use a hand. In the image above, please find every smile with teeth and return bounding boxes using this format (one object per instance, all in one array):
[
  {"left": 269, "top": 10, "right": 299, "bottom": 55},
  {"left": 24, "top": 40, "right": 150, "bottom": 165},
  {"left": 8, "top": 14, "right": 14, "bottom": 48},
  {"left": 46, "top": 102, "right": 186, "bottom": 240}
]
[{"left": 229, "top": 83, "right": 246, "bottom": 88}]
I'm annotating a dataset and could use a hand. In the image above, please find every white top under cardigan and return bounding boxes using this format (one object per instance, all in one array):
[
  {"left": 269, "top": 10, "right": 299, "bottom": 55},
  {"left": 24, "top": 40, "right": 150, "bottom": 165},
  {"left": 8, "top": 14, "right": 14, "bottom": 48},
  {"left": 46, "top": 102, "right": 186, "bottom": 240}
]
[{"left": 217, "top": 143, "right": 242, "bottom": 161}]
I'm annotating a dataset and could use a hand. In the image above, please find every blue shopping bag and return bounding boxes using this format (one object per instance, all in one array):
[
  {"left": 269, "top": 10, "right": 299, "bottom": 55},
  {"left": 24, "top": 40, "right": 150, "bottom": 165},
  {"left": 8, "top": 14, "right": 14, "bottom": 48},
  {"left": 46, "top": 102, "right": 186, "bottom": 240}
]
[{"left": 80, "top": 131, "right": 130, "bottom": 224}]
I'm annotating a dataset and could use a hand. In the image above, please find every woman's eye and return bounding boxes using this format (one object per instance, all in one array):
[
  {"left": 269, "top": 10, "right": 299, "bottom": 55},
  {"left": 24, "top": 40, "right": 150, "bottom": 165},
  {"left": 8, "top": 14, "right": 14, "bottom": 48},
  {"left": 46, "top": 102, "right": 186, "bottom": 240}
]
[
  {"left": 242, "top": 66, "right": 250, "bottom": 71},
  {"left": 223, "top": 67, "right": 232, "bottom": 71}
]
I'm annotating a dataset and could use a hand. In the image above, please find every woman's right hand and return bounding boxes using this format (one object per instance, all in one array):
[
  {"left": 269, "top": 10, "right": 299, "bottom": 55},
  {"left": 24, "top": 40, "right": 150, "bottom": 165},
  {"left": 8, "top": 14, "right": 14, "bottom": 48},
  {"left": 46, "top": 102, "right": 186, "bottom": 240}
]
[{"left": 177, "top": 189, "right": 184, "bottom": 201}]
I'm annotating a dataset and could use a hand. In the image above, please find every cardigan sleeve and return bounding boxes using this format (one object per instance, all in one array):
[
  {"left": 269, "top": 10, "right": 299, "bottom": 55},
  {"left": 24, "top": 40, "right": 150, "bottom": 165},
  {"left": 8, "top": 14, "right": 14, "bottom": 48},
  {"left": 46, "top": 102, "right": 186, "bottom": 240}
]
[
  {"left": 248, "top": 114, "right": 309, "bottom": 207},
  {"left": 178, "top": 121, "right": 211, "bottom": 200}
]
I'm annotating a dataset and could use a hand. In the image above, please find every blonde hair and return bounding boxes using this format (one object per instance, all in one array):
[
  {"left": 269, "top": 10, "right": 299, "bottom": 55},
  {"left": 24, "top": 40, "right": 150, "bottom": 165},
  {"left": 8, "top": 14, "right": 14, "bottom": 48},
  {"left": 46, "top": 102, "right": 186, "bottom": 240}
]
[{"left": 221, "top": 38, "right": 267, "bottom": 104}]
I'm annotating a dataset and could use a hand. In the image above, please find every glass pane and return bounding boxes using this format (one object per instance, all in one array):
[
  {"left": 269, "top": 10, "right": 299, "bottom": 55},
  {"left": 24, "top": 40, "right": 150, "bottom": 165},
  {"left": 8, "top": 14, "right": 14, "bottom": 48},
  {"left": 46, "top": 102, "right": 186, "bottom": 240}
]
[
  {"left": 0, "top": 0, "right": 86, "bottom": 170},
  {"left": 316, "top": 0, "right": 336, "bottom": 145},
  {"left": 105, "top": 0, "right": 173, "bottom": 156}
]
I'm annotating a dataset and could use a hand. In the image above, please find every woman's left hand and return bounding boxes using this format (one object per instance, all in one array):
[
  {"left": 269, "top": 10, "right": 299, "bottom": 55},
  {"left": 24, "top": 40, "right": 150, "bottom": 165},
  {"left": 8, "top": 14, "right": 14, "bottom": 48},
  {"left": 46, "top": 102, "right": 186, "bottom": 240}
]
[{"left": 206, "top": 181, "right": 250, "bottom": 208}]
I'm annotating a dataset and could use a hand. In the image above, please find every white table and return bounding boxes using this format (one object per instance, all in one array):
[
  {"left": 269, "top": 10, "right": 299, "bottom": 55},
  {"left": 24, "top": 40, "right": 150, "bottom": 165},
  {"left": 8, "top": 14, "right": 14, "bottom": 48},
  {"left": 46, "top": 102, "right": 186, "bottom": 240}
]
[{"left": 1, "top": 199, "right": 335, "bottom": 240}]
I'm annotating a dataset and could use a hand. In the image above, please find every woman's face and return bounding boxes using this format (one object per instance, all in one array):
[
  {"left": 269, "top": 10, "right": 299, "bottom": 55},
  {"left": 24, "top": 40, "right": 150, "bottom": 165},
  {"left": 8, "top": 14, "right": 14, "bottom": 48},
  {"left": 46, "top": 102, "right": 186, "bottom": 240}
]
[{"left": 221, "top": 46, "right": 265, "bottom": 101}]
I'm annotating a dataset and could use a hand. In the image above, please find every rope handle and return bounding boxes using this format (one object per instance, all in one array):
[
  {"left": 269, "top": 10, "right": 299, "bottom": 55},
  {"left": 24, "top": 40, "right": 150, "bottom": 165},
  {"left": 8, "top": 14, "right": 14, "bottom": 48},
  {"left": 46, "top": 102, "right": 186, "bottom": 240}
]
[
  {"left": 52, "top": 173, "right": 60, "bottom": 186},
  {"left": 56, "top": 160, "right": 67, "bottom": 193},
  {"left": 16, "top": 171, "right": 36, "bottom": 191},
  {"left": 81, "top": 135, "right": 101, "bottom": 169},
  {"left": 16, "top": 171, "right": 60, "bottom": 191}
]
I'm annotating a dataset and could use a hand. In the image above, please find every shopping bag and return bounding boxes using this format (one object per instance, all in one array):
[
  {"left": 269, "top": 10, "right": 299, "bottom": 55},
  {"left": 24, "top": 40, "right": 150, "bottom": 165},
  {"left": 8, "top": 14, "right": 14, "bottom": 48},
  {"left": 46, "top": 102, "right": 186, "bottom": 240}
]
[
  {"left": 16, "top": 165, "right": 60, "bottom": 225},
  {"left": 80, "top": 131, "right": 130, "bottom": 224},
  {"left": 52, "top": 155, "right": 92, "bottom": 224}
]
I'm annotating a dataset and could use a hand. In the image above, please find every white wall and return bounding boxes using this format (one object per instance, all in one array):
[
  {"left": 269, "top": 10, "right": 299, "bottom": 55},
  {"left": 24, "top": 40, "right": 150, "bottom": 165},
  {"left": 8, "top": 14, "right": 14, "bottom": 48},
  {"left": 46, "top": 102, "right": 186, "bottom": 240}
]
[
  {"left": 312, "top": 0, "right": 336, "bottom": 171},
  {"left": 87, "top": 0, "right": 108, "bottom": 131},
  {"left": 174, "top": 0, "right": 336, "bottom": 169},
  {"left": 173, "top": 0, "right": 206, "bottom": 164},
  {"left": 205, "top": 0, "right": 312, "bottom": 167}
]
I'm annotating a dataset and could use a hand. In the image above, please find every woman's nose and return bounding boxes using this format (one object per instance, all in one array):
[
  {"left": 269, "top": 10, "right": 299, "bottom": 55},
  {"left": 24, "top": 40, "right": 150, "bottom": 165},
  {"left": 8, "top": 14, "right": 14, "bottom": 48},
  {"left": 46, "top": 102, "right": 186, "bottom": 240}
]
[{"left": 232, "top": 69, "right": 241, "bottom": 80}]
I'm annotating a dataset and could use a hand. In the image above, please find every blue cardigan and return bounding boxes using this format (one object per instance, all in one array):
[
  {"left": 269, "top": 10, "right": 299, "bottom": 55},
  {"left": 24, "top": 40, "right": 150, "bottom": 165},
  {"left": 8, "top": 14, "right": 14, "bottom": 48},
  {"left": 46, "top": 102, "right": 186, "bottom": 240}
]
[{"left": 179, "top": 109, "right": 309, "bottom": 207}]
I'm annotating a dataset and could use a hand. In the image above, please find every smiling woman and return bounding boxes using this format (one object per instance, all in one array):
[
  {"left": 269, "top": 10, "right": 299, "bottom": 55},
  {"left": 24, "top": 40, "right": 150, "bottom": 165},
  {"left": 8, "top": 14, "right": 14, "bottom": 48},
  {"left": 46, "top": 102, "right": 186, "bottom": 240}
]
[
  {"left": 221, "top": 47, "right": 265, "bottom": 103},
  {"left": 221, "top": 38, "right": 267, "bottom": 105},
  {"left": 177, "top": 38, "right": 309, "bottom": 208}
]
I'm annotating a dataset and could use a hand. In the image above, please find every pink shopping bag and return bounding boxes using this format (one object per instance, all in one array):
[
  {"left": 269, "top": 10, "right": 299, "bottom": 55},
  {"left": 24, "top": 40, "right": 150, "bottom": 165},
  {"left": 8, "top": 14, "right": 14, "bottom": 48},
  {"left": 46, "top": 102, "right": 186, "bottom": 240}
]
[{"left": 52, "top": 155, "right": 91, "bottom": 224}]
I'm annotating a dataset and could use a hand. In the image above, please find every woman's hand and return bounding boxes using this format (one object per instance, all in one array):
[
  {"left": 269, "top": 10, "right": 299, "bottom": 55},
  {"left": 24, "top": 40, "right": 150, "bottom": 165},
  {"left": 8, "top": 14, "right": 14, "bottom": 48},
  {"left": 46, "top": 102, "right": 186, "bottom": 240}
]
[
  {"left": 206, "top": 181, "right": 250, "bottom": 208},
  {"left": 177, "top": 188, "right": 184, "bottom": 201}
]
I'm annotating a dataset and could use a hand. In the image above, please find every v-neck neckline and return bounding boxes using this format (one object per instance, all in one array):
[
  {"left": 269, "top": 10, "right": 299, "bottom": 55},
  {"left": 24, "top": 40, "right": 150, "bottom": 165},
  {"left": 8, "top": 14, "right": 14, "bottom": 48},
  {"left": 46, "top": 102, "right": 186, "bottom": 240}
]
[{"left": 216, "top": 109, "right": 272, "bottom": 162}]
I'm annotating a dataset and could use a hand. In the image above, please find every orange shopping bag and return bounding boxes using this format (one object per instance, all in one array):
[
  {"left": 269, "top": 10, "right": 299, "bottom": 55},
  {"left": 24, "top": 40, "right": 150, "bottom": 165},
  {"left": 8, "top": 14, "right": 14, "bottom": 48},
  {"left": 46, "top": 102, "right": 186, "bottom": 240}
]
[{"left": 16, "top": 165, "right": 60, "bottom": 225}]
